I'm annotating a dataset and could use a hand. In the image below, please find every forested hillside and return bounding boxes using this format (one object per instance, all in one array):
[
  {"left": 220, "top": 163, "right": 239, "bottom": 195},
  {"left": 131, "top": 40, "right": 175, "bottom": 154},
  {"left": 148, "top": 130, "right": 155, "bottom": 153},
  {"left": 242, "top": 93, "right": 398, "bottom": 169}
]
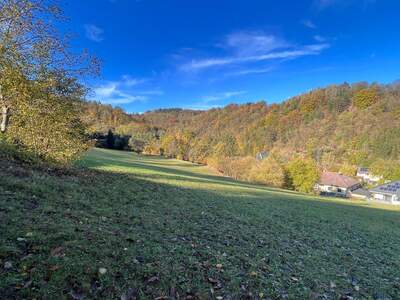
[{"left": 85, "top": 82, "right": 400, "bottom": 192}]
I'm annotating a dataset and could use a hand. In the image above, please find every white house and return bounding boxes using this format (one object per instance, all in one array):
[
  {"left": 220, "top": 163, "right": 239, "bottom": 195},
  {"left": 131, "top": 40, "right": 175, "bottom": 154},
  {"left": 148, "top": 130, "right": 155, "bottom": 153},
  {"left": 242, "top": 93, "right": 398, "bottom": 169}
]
[
  {"left": 315, "top": 171, "right": 361, "bottom": 198},
  {"left": 369, "top": 181, "right": 400, "bottom": 205},
  {"left": 356, "top": 167, "right": 382, "bottom": 184}
]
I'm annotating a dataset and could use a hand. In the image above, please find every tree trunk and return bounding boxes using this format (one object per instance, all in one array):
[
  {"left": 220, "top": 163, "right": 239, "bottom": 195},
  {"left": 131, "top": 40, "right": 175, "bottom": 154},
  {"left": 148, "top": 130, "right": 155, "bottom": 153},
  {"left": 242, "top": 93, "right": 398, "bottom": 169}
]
[{"left": 1, "top": 106, "right": 9, "bottom": 133}]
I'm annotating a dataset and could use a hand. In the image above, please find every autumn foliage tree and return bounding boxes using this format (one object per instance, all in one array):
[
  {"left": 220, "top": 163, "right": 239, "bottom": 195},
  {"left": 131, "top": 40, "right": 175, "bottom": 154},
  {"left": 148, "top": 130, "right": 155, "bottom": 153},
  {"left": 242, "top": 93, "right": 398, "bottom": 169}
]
[
  {"left": 286, "top": 158, "right": 319, "bottom": 193},
  {"left": 0, "top": 0, "right": 98, "bottom": 163},
  {"left": 352, "top": 87, "right": 378, "bottom": 109}
]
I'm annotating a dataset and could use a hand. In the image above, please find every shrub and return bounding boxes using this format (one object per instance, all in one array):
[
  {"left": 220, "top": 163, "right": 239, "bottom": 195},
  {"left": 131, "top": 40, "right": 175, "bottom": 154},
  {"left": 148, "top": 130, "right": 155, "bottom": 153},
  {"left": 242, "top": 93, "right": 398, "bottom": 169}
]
[
  {"left": 250, "top": 156, "right": 286, "bottom": 187},
  {"left": 286, "top": 158, "right": 319, "bottom": 193},
  {"left": 352, "top": 88, "right": 378, "bottom": 109}
]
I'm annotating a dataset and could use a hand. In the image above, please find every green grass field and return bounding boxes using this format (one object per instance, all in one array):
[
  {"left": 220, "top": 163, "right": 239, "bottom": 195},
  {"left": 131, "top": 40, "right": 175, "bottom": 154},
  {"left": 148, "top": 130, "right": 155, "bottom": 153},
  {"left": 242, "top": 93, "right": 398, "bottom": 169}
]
[{"left": 1, "top": 148, "right": 400, "bottom": 299}]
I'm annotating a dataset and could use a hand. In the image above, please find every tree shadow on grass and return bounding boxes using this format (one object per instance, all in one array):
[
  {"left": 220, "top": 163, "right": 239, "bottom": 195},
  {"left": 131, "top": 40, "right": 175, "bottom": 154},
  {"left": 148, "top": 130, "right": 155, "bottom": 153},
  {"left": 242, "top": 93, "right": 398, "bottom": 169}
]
[
  {"left": 2, "top": 158, "right": 400, "bottom": 299},
  {"left": 83, "top": 153, "right": 307, "bottom": 196},
  {"left": 82, "top": 152, "right": 399, "bottom": 214}
]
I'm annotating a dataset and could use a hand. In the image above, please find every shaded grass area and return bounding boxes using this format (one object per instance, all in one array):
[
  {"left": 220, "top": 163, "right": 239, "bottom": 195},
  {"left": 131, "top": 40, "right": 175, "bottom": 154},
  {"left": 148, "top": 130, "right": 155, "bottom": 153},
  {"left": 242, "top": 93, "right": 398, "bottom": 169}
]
[{"left": 1, "top": 148, "right": 400, "bottom": 299}]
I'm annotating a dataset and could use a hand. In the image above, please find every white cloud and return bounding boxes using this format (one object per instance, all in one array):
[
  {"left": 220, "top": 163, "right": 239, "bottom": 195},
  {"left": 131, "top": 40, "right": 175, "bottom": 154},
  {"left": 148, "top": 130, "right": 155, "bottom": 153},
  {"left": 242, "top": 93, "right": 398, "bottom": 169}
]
[
  {"left": 302, "top": 20, "right": 317, "bottom": 29},
  {"left": 314, "top": 35, "right": 327, "bottom": 42},
  {"left": 185, "top": 104, "right": 223, "bottom": 111},
  {"left": 226, "top": 67, "right": 273, "bottom": 77},
  {"left": 85, "top": 24, "right": 104, "bottom": 42},
  {"left": 93, "top": 83, "right": 147, "bottom": 105},
  {"left": 313, "top": 0, "right": 376, "bottom": 9},
  {"left": 137, "top": 90, "right": 164, "bottom": 96},
  {"left": 121, "top": 75, "right": 146, "bottom": 87},
  {"left": 186, "top": 90, "right": 247, "bottom": 110},
  {"left": 91, "top": 76, "right": 162, "bottom": 105},
  {"left": 179, "top": 31, "right": 330, "bottom": 72},
  {"left": 181, "top": 43, "right": 330, "bottom": 72},
  {"left": 223, "top": 31, "right": 289, "bottom": 56},
  {"left": 202, "top": 91, "right": 247, "bottom": 103}
]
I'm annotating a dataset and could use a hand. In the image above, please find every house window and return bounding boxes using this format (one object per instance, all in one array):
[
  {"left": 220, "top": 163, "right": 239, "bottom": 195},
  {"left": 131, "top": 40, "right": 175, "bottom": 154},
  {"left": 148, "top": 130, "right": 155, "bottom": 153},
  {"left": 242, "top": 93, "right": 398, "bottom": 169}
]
[{"left": 337, "top": 188, "right": 342, "bottom": 193}]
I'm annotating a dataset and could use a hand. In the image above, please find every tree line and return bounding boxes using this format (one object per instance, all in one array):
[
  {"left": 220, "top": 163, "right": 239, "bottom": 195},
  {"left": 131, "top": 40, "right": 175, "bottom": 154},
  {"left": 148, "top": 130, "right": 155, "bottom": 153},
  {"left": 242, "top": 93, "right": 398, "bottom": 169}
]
[{"left": 84, "top": 82, "right": 400, "bottom": 192}]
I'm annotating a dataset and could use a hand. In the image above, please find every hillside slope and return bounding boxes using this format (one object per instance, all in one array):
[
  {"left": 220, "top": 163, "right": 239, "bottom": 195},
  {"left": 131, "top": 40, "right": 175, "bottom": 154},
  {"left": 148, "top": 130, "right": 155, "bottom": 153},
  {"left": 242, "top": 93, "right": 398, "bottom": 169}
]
[
  {"left": 1, "top": 148, "right": 400, "bottom": 299},
  {"left": 84, "top": 82, "right": 400, "bottom": 182}
]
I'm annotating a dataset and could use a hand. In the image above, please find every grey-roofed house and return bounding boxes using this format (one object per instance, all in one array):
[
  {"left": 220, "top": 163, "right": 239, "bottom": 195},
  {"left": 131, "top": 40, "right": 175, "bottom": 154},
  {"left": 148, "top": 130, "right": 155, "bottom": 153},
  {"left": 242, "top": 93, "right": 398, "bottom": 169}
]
[
  {"left": 369, "top": 181, "right": 400, "bottom": 205},
  {"left": 350, "top": 188, "right": 370, "bottom": 199}
]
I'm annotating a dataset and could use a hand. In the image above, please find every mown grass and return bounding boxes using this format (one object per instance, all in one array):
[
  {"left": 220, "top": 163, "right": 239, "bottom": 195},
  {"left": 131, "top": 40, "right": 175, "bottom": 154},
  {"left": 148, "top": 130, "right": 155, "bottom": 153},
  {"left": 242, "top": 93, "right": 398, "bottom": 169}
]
[{"left": 1, "top": 148, "right": 400, "bottom": 299}]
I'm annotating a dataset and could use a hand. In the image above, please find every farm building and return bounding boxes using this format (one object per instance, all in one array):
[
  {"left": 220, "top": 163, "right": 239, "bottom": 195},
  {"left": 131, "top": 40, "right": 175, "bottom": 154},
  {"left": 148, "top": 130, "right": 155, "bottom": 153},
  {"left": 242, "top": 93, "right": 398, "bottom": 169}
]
[
  {"left": 356, "top": 167, "right": 382, "bottom": 183},
  {"left": 369, "top": 181, "right": 400, "bottom": 205},
  {"left": 315, "top": 171, "right": 361, "bottom": 198}
]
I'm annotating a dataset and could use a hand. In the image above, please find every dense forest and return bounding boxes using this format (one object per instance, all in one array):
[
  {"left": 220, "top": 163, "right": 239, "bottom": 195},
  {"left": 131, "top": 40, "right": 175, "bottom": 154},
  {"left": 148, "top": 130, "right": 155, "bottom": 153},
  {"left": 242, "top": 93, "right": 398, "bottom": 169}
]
[{"left": 83, "top": 82, "right": 400, "bottom": 192}]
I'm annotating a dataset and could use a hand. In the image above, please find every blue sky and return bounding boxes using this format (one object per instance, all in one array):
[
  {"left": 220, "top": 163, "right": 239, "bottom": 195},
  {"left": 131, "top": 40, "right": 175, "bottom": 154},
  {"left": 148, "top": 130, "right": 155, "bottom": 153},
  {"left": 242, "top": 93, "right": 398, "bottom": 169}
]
[{"left": 61, "top": 0, "right": 400, "bottom": 113}]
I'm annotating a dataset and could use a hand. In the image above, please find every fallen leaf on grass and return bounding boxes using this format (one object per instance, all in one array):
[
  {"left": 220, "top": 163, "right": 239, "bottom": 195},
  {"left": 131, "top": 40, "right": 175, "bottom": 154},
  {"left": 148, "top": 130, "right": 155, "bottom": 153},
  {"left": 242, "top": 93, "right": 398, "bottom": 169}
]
[
  {"left": 50, "top": 246, "right": 64, "bottom": 257},
  {"left": 49, "top": 265, "right": 60, "bottom": 271},
  {"left": 70, "top": 289, "right": 84, "bottom": 300},
  {"left": 23, "top": 280, "right": 32, "bottom": 289},
  {"left": 99, "top": 267, "right": 107, "bottom": 275},
  {"left": 146, "top": 276, "right": 159, "bottom": 284},
  {"left": 291, "top": 276, "right": 299, "bottom": 282},
  {"left": 120, "top": 288, "right": 138, "bottom": 300},
  {"left": 208, "top": 278, "right": 219, "bottom": 284},
  {"left": 207, "top": 278, "right": 222, "bottom": 289}
]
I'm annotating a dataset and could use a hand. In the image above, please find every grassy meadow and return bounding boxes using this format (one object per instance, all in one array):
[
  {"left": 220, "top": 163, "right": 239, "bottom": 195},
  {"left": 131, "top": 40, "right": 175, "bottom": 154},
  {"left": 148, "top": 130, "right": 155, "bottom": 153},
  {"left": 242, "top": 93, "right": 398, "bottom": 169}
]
[{"left": 1, "top": 148, "right": 400, "bottom": 299}]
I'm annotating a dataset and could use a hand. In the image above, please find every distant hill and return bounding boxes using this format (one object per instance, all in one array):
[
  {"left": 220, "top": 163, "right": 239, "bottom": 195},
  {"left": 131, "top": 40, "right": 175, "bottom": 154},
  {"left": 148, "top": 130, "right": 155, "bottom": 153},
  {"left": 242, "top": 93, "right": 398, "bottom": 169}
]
[{"left": 83, "top": 81, "right": 400, "bottom": 182}]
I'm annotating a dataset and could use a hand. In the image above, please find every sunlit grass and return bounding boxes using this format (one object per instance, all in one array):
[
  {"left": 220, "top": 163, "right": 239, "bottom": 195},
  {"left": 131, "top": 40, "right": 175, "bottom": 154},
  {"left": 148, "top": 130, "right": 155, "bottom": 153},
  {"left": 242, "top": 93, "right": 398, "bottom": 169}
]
[{"left": 1, "top": 148, "right": 400, "bottom": 299}]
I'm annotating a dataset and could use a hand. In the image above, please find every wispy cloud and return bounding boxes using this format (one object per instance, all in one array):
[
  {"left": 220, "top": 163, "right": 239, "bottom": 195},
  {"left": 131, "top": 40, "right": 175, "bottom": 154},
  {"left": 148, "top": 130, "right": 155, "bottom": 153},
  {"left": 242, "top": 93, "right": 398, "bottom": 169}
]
[
  {"left": 85, "top": 24, "right": 104, "bottom": 42},
  {"left": 302, "top": 19, "right": 317, "bottom": 29},
  {"left": 186, "top": 90, "right": 247, "bottom": 110},
  {"left": 181, "top": 44, "right": 330, "bottom": 72},
  {"left": 226, "top": 67, "right": 273, "bottom": 77},
  {"left": 179, "top": 31, "right": 330, "bottom": 72},
  {"left": 314, "top": 35, "right": 327, "bottom": 42},
  {"left": 222, "top": 31, "right": 289, "bottom": 56},
  {"left": 313, "top": 0, "right": 376, "bottom": 9},
  {"left": 93, "top": 82, "right": 146, "bottom": 105},
  {"left": 91, "top": 76, "right": 162, "bottom": 105},
  {"left": 202, "top": 91, "right": 247, "bottom": 102},
  {"left": 121, "top": 75, "right": 146, "bottom": 87}
]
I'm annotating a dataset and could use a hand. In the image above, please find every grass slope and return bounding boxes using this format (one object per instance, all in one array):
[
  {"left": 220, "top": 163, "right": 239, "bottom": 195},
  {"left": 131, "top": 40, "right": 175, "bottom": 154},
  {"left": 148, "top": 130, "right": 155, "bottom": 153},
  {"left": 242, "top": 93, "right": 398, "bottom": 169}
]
[{"left": 1, "top": 148, "right": 400, "bottom": 299}]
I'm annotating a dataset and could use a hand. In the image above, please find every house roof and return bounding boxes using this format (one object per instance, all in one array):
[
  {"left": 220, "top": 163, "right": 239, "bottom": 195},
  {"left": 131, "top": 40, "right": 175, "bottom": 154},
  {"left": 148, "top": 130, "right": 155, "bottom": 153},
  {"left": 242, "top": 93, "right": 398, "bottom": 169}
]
[
  {"left": 357, "top": 167, "right": 369, "bottom": 175},
  {"left": 370, "top": 181, "right": 400, "bottom": 195},
  {"left": 351, "top": 188, "right": 371, "bottom": 197},
  {"left": 319, "top": 172, "right": 360, "bottom": 189}
]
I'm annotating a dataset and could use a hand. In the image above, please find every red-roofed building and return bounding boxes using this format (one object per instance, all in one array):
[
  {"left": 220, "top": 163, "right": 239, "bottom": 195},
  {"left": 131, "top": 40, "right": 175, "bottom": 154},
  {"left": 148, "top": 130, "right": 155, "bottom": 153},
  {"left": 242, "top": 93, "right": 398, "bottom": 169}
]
[{"left": 315, "top": 171, "right": 361, "bottom": 198}]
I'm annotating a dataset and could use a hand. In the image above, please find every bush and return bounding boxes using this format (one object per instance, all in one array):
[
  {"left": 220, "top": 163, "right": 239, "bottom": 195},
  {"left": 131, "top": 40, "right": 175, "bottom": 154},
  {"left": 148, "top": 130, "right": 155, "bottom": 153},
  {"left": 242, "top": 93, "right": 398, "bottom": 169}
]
[
  {"left": 250, "top": 156, "right": 286, "bottom": 187},
  {"left": 206, "top": 156, "right": 256, "bottom": 181},
  {"left": 5, "top": 92, "right": 89, "bottom": 164},
  {"left": 286, "top": 158, "right": 319, "bottom": 193},
  {"left": 352, "top": 88, "right": 378, "bottom": 109}
]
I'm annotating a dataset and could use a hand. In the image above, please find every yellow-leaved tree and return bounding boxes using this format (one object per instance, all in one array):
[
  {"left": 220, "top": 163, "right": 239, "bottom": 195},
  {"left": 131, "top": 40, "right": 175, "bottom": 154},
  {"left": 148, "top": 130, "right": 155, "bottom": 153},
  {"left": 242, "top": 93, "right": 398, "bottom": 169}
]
[{"left": 0, "top": 0, "right": 98, "bottom": 164}]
